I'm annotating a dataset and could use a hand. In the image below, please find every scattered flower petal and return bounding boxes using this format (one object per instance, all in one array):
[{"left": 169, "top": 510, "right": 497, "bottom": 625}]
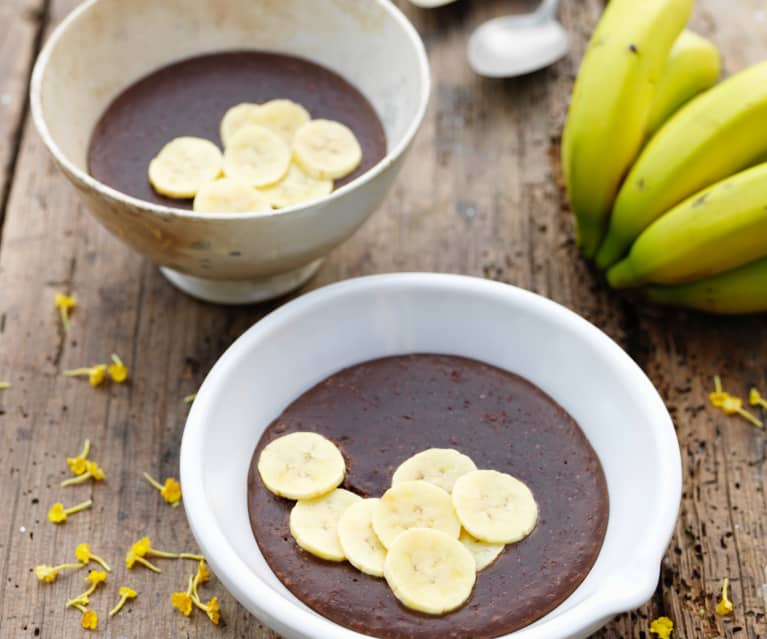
[
  {"left": 650, "top": 616, "right": 673, "bottom": 639},
  {"left": 143, "top": 472, "right": 182, "bottom": 505},
  {"left": 108, "top": 353, "right": 128, "bottom": 383},
  {"left": 54, "top": 293, "right": 76, "bottom": 333},
  {"left": 33, "top": 562, "right": 84, "bottom": 583},
  {"left": 48, "top": 499, "right": 92, "bottom": 524},
  {"left": 109, "top": 586, "right": 138, "bottom": 617},
  {"left": 717, "top": 577, "right": 734, "bottom": 616},
  {"left": 75, "top": 543, "right": 111, "bottom": 571}
]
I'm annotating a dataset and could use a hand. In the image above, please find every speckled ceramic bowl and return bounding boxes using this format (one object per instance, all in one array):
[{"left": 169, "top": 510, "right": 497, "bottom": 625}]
[{"left": 31, "top": 0, "right": 429, "bottom": 303}]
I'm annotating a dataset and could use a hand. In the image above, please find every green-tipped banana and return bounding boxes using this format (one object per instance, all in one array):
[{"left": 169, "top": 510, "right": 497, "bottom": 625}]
[
  {"left": 608, "top": 162, "right": 767, "bottom": 288},
  {"left": 643, "top": 257, "right": 767, "bottom": 314},
  {"left": 561, "top": 0, "right": 693, "bottom": 258},
  {"left": 596, "top": 60, "right": 767, "bottom": 268},
  {"left": 645, "top": 30, "right": 721, "bottom": 136}
]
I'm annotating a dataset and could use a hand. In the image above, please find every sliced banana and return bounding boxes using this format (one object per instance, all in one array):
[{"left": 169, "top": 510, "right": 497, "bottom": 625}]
[
  {"left": 258, "top": 163, "right": 333, "bottom": 209},
  {"left": 193, "top": 177, "right": 272, "bottom": 213},
  {"left": 148, "top": 136, "right": 223, "bottom": 199},
  {"left": 293, "top": 119, "right": 362, "bottom": 180},
  {"left": 459, "top": 529, "right": 504, "bottom": 572},
  {"left": 223, "top": 125, "right": 292, "bottom": 188},
  {"left": 372, "top": 480, "right": 461, "bottom": 549},
  {"left": 289, "top": 488, "right": 362, "bottom": 561},
  {"left": 257, "top": 431, "right": 345, "bottom": 500},
  {"left": 392, "top": 448, "right": 477, "bottom": 494},
  {"left": 247, "top": 99, "right": 311, "bottom": 144},
  {"left": 384, "top": 528, "right": 476, "bottom": 615},
  {"left": 338, "top": 498, "right": 387, "bottom": 577},
  {"left": 220, "top": 102, "right": 261, "bottom": 147},
  {"left": 452, "top": 470, "right": 538, "bottom": 544}
]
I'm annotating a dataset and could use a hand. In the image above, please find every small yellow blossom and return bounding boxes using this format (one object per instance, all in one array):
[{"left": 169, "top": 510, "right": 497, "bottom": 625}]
[
  {"left": 109, "top": 586, "right": 138, "bottom": 617},
  {"left": 75, "top": 543, "right": 111, "bottom": 571},
  {"left": 54, "top": 293, "right": 76, "bottom": 333},
  {"left": 33, "top": 562, "right": 84, "bottom": 583},
  {"left": 192, "top": 595, "right": 221, "bottom": 625},
  {"left": 709, "top": 377, "right": 763, "bottom": 428},
  {"left": 125, "top": 550, "right": 161, "bottom": 573},
  {"left": 64, "top": 364, "right": 107, "bottom": 387},
  {"left": 0, "top": 382, "right": 10, "bottom": 390},
  {"left": 67, "top": 570, "right": 107, "bottom": 607},
  {"left": 749, "top": 388, "right": 767, "bottom": 410},
  {"left": 192, "top": 560, "right": 211, "bottom": 601},
  {"left": 649, "top": 616, "right": 673, "bottom": 639},
  {"left": 143, "top": 472, "right": 182, "bottom": 505},
  {"left": 66, "top": 439, "right": 91, "bottom": 476},
  {"left": 108, "top": 353, "right": 128, "bottom": 383},
  {"left": 80, "top": 609, "right": 98, "bottom": 630},
  {"left": 171, "top": 575, "right": 195, "bottom": 617},
  {"left": 61, "top": 460, "right": 106, "bottom": 487},
  {"left": 717, "top": 577, "right": 734, "bottom": 616},
  {"left": 183, "top": 393, "right": 197, "bottom": 405},
  {"left": 48, "top": 499, "right": 93, "bottom": 524}
]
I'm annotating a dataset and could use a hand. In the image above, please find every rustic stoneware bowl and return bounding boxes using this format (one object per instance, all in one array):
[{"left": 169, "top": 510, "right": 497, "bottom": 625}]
[
  {"left": 180, "top": 273, "right": 682, "bottom": 639},
  {"left": 31, "top": 0, "right": 429, "bottom": 304}
]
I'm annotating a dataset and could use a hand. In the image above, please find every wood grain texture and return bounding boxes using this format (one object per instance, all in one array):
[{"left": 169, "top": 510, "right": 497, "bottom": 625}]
[{"left": 0, "top": 0, "right": 765, "bottom": 638}]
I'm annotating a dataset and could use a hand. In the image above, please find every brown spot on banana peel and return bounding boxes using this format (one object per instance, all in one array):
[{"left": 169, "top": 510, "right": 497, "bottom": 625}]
[{"left": 629, "top": 44, "right": 639, "bottom": 54}]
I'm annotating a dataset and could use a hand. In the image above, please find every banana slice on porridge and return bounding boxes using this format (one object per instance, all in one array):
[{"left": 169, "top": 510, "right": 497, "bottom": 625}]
[
  {"left": 338, "top": 498, "right": 388, "bottom": 577},
  {"left": 193, "top": 177, "right": 272, "bottom": 213},
  {"left": 259, "top": 164, "right": 333, "bottom": 209},
  {"left": 392, "top": 448, "right": 477, "bottom": 494},
  {"left": 148, "top": 136, "right": 223, "bottom": 198},
  {"left": 223, "top": 125, "right": 291, "bottom": 187},
  {"left": 293, "top": 119, "right": 362, "bottom": 180},
  {"left": 220, "top": 102, "right": 261, "bottom": 148},
  {"left": 290, "top": 488, "right": 362, "bottom": 561},
  {"left": 257, "top": 431, "right": 345, "bottom": 500}
]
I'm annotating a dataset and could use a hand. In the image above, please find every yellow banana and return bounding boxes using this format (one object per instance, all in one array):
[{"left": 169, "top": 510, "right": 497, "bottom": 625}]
[
  {"left": 596, "top": 60, "right": 767, "bottom": 268},
  {"left": 643, "top": 256, "right": 767, "bottom": 314},
  {"left": 607, "top": 163, "right": 767, "bottom": 288},
  {"left": 645, "top": 30, "right": 721, "bottom": 137},
  {"left": 561, "top": 0, "right": 693, "bottom": 258}
]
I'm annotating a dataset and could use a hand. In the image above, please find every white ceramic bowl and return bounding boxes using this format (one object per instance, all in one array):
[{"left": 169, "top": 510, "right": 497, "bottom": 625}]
[
  {"left": 31, "top": 0, "right": 429, "bottom": 304},
  {"left": 180, "top": 273, "right": 681, "bottom": 639}
]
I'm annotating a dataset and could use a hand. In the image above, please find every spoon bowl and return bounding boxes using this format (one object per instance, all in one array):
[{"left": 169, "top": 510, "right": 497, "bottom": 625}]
[{"left": 468, "top": 0, "right": 569, "bottom": 78}]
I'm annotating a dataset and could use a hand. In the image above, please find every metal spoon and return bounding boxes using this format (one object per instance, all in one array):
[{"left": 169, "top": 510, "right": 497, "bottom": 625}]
[{"left": 467, "top": 0, "right": 569, "bottom": 78}]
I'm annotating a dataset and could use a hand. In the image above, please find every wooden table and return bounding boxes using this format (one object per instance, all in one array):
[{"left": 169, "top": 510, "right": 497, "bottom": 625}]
[{"left": 1, "top": 1, "right": 765, "bottom": 637}]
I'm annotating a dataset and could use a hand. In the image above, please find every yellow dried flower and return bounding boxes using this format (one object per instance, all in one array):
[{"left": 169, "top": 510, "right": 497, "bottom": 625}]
[
  {"left": 125, "top": 550, "right": 161, "bottom": 573},
  {"left": 75, "top": 543, "right": 111, "bottom": 571},
  {"left": 183, "top": 393, "right": 197, "bottom": 405},
  {"left": 66, "top": 439, "right": 91, "bottom": 475},
  {"left": 192, "top": 595, "right": 221, "bottom": 625},
  {"left": 143, "top": 472, "right": 182, "bottom": 505},
  {"left": 649, "top": 616, "right": 673, "bottom": 639},
  {"left": 0, "top": 382, "right": 10, "bottom": 390},
  {"left": 64, "top": 364, "right": 107, "bottom": 387},
  {"left": 33, "top": 562, "right": 84, "bottom": 583},
  {"left": 61, "top": 460, "right": 105, "bottom": 487},
  {"left": 717, "top": 577, "right": 734, "bottom": 616},
  {"left": 109, "top": 586, "right": 138, "bottom": 617},
  {"left": 108, "top": 353, "right": 128, "bottom": 383},
  {"left": 709, "top": 378, "right": 763, "bottom": 428},
  {"left": 749, "top": 388, "right": 767, "bottom": 410},
  {"left": 196, "top": 560, "right": 210, "bottom": 586},
  {"left": 48, "top": 499, "right": 92, "bottom": 524},
  {"left": 54, "top": 293, "right": 76, "bottom": 333},
  {"left": 67, "top": 570, "right": 107, "bottom": 607},
  {"left": 80, "top": 609, "right": 98, "bottom": 630},
  {"left": 171, "top": 575, "right": 195, "bottom": 617}
]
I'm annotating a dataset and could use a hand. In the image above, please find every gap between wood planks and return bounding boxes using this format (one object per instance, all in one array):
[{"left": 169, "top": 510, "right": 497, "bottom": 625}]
[{"left": 0, "top": 0, "right": 51, "bottom": 248}]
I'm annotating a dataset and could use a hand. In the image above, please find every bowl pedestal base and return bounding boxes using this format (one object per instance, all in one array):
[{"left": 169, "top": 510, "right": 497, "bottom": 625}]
[{"left": 160, "top": 259, "right": 324, "bottom": 304}]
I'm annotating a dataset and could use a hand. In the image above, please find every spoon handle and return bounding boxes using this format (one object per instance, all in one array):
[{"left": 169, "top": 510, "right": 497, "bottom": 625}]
[{"left": 536, "top": 0, "right": 560, "bottom": 19}]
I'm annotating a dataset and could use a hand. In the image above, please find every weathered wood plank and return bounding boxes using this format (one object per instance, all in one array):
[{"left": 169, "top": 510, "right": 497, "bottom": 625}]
[
  {"left": 0, "top": 1, "right": 764, "bottom": 638},
  {"left": 0, "top": 0, "right": 47, "bottom": 231}
]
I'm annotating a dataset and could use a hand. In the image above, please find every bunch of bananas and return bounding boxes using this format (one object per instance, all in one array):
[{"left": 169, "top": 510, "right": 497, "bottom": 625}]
[{"left": 562, "top": 0, "right": 767, "bottom": 314}]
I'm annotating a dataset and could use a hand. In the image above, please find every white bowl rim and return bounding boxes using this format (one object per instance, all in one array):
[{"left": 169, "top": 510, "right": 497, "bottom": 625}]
[
  {"left": 29, "top": 0, "right": 431, "bottom": 222},
  {"left": 180, "top": 273, "right": 682, "bottom": 639}
]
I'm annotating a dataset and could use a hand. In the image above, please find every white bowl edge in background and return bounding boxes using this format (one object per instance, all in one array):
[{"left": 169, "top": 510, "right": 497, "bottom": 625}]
[{"left": 180, "top": 273, "right": 681, "bottom": 639}]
